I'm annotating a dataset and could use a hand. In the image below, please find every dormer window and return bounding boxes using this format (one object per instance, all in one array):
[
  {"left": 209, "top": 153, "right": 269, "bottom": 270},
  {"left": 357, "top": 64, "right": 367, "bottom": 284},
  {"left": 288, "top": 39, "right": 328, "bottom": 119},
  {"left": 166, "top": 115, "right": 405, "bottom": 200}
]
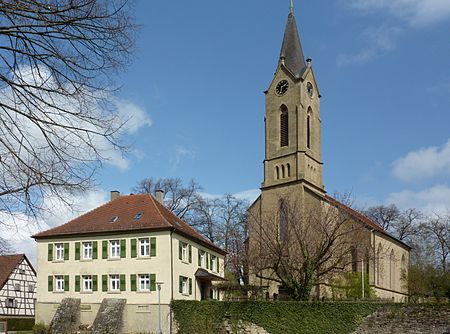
[
  {"left": 109, "top": 216, "right": 118, "bottom": 223},
  {"left": 133, "top": 212, "right": 143, "bottom": 221}
]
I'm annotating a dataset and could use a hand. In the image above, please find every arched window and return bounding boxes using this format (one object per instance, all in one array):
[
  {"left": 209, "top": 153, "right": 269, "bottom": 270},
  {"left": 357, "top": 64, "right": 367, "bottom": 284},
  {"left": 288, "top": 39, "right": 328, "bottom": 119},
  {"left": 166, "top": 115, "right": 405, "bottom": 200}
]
[
  {"left": 377, "top": 243, "right": 382, "bottom": 285},
  {"left": 275, "top": 166, "right": 280, "bottom": 180},
  {"left": 287, "top": 163, "right": 291, "bottom": 177},
  {"left": 279, "top": 200, "right": 288, "bottom": 242},
  {"left": 401, "top": 254, "right": 406, "bottom": 279},
  {"left": 307, "top": 108, "right": 312, "bottom": 149},
  {"left": 281, "top": 165, "right": 285, "bottom": 178},
  {"left": 389, "top": 249, "right": 395, "bottom": 289},
  {"left": 351, "top": 246, "right": 358, "bottom": 272},
  {"left": 280, "top": 105, "right": 289, "bottom": 147}
]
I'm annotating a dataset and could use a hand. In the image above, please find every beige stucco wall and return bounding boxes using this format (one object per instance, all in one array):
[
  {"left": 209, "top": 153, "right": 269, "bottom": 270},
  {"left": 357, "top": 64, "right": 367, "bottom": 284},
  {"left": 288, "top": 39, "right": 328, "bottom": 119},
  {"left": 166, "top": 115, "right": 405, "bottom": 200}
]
[{"left": 35, "top": 230, "right": 224, "bottom": 332}]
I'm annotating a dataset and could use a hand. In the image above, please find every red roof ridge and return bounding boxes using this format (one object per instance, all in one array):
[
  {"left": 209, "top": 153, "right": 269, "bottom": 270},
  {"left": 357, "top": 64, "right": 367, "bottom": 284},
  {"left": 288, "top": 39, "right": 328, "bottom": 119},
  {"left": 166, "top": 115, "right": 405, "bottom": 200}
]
[{"left": 148, "top": 195, "right": 172, "bottom": 227}]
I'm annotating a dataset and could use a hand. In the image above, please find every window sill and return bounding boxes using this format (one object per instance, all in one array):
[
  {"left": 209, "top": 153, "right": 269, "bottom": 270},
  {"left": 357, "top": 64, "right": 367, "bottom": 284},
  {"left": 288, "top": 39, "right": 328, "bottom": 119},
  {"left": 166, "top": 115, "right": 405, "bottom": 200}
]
[
  {"left": 53, "top": 291, "right": 66, "bottom": 294},
  {"left": 107, "top": 291, "right": 121, "bottom": 294},
  {"left": 80, "top": 291, "right": 93, "bottom": 294},
  {"left": 80, "top": 259, "right": 93, "bottom": 262},
  {"left": 181, "top": 293, "right": 190, "bottom": 297},
  {"left": 107, "top": 258, "right": 121, "bottom": 261},
  {"left": 136, "top": 290, "right": 151, "bottom": 294},
  {"left": 136, "top": 256, "right": 151, "bottom": 260},
  {"left": 52, "top": 260, "right": 65, "bottom": 263},
  {"left": 181, "top": 260, "right": 191, "bottom": 265}
]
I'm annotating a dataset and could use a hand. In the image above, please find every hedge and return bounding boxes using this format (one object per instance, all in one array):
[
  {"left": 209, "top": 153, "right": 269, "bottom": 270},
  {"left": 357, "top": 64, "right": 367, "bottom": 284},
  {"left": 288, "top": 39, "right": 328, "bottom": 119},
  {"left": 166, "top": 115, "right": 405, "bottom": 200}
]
[
  {"left": 171, "top": 301, "right": 385, "bottom": 334},
  {"left": 0, "top": 318, "right": 35, "bottom": 331}
]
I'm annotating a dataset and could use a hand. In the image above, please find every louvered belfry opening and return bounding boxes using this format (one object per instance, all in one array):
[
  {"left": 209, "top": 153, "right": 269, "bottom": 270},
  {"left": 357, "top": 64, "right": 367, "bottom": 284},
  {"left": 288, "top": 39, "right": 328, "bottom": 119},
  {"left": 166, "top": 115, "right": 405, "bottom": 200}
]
[{"left": 280, "top": 105, "right": 289, "bottom": 147}]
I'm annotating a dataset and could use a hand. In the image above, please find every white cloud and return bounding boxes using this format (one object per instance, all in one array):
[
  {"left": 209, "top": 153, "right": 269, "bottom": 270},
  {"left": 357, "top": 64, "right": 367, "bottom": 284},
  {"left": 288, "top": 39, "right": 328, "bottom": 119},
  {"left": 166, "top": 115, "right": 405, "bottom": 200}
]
[
  {"left": 392, "top": 139, "right": 450, "bottom": 181},
  {"left": 387, "top": 184, "right": 450, "bottom": 214},
  {"left": 337, "top": 25, "right": 403, "bottom": 66},
  {"left": 233, "top": 189, "right": 260, "bottom": 203},
  {"left": 171, "top": 145, "right": 195, "bottom": 170},
  {"left": 0, "top": 189, "right": 108, "bottom": 266},
  {"left": 346, "top": 0, "right": 450, "bottom": 26}
]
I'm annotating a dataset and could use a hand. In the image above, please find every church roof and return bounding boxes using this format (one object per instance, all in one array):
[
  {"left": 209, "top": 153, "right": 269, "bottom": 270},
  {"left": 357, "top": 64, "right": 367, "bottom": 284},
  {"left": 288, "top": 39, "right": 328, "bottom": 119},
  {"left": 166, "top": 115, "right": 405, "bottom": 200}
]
[
  {"left": 280, "top": 12, "right": 307, "bottom": 78},
  {"left": 32, "top": 194, "right": 226, "bottom": 255}
]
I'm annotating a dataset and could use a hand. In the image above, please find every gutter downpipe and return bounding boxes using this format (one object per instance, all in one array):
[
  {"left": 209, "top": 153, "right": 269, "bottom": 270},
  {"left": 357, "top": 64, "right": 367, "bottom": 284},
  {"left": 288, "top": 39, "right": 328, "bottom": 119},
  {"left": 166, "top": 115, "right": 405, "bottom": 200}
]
[{"left": 170, "top": 229, "right": 174, "bottom": 334}]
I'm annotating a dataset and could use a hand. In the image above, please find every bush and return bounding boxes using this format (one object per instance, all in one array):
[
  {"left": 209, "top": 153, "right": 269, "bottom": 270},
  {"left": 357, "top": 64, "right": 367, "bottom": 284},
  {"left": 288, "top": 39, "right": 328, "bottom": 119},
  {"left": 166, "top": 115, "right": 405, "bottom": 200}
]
[
  {"left": 32, "top": 323, "right": 50, "bottom": 334},
  {"left": 4, "top": 318, "right": 35, "bottom": 331},
  {"left": 171, "top": 301, "right": 385, "bottom": 334}
]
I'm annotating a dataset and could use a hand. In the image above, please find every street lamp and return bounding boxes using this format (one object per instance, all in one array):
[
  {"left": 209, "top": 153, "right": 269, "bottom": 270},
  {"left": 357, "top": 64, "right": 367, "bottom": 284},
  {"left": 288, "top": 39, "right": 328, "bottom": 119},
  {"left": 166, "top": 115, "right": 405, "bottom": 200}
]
[{"left": 156, "top": 281, "right": 164, "bottom": 334}]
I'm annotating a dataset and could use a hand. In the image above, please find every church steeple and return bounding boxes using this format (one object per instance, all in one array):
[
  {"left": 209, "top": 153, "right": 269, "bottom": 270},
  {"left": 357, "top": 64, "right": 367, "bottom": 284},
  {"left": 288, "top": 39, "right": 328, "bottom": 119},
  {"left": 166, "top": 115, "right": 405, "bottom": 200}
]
[{"left": 279, "top": 9, "right": 307, "bottom": 78}]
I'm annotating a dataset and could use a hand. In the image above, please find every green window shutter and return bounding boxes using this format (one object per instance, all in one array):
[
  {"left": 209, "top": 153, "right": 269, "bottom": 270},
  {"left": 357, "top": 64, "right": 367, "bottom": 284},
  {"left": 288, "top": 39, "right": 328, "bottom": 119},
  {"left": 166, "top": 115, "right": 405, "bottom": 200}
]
[
  {"left": 150, "top": 237, "right": 156, "bottom": 257},
  {"left": 150, "top": 274, "right": 156, "bottom": 292},
  {"left": 189, "top": 278, "right": 192, "bottom": 295},
  {"left": 198, "top": 250, "right": 201, "bottom": 266},
  {"left": 179, "top": 240, "right": 182, "bottom": 260},
  {"left": 93, "top": 275, "right": 98, "bottom": 292},
  {"left": 64, "top": 275, "right": 70, "bottom": 292},
  {"left": 188, "top": 245, "right": 192, "bottom": 263},
  {"left": 102, "top": 240, "right": 108, "bottom": 259},
  {"left": 179, "top": 276, "right": 183, "bottom": 294},
  {"left": 131, "top": 274, "right": 137, "bottom": 292},
  {"left": 206, "top": 253, "right": 209, "bottom": 269},
  {"left": 75, "top": 242, "right": 80, "bottom": 260},
  {"left": 120, "top": 274, "right": 126, "bottom": 291},
  {"left": 75, "top": 275, "right": 80, "bottom": 292},
  {"left": 48, "top": 276, "right": 53, "bottom": 292},
  {"left": 120, "top": 240, "right": 126, "bottom": 258},
  {"left": 102, "top": 275, "right": 108, "bottom": 292},
  {"left": 64, "top": 243, "right": 69, "bottom": 260},
  {"left": 131, "top": 239, "right": 137, "bottom": 258},
  {"left": 48, "top": 244, "right": 53, "bottom": 261},
  {"left": 93, "top": 241, "right": 98, "bottom": 259}
]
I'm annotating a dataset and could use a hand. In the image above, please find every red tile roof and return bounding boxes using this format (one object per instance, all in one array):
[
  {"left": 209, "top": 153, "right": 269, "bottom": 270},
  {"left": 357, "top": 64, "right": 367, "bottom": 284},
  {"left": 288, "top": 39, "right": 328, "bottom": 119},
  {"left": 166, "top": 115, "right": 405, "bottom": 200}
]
[
  {"left": 324, "top": 195, "right": 385, "bottom": 233},
  {"left": 0, "top": 254, "right": 30, "bottom": 289},
  {"left": 32, "top": 194, "right": 225, "bottom": 255}
]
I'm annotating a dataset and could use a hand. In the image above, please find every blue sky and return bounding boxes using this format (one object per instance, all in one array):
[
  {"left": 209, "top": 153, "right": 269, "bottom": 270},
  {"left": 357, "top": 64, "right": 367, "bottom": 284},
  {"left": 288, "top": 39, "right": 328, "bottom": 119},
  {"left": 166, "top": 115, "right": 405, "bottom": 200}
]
[
  {"left": 99, "top": 0, "right": 450, "bottom": 212},
  {"left": 6, "top": 0, "right": 450, "bottom": 264}
]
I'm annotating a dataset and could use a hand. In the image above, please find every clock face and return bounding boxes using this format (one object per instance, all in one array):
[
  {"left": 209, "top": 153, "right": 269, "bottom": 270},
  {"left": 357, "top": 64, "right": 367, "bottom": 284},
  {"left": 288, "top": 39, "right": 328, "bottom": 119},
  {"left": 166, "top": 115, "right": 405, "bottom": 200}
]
[
  {"left": 275, "top": 80, "right": 289, "bottom": 96},
  {"left": 307, "top": 82, "right": 314, "bottom": 97}
]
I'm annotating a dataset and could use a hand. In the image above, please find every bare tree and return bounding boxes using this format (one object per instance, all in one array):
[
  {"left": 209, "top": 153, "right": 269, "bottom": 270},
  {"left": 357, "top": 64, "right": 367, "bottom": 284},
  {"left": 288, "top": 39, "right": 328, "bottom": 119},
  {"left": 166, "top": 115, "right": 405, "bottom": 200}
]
[
  {"left": 394, "top": 208, "right": 423, "bottom": 242},
  {"left": 0, "top": 236, "right": 14, "bottom": 255},
  {"left": 421, "top": 214, "right": 450, "bottom": 272},
  {"left": 133, "top": 178, "right": 202, "bottom": 221},
  {"left": 0, "top": 0, "right": 136, "bottom": 220},
  {"left": 190, "top": 196, "right": 221, "bottom": 243},
  {"left": 249, "top": 197, "right": 370, "bottom": 300},
  {"left": 363, "top": 204, "right": 400, "bottom": 231}
]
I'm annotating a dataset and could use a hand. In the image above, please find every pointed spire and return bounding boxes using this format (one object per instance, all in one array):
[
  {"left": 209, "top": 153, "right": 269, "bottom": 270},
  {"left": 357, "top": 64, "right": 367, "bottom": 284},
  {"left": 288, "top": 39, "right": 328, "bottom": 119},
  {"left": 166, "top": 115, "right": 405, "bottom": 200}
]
[
  {"left": 290, "top": 0, "right": 294, "bottom": 14},
  {"left": 279, "top": 6, "right": 307, "bottom": 78}
]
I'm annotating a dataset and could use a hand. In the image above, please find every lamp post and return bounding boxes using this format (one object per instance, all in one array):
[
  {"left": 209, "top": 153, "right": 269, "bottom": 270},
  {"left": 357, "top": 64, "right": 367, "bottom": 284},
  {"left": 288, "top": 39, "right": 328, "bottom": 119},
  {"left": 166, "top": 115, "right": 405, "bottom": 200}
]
[{"left": 156, "top": 281, "right": 164, "bottom": 334}]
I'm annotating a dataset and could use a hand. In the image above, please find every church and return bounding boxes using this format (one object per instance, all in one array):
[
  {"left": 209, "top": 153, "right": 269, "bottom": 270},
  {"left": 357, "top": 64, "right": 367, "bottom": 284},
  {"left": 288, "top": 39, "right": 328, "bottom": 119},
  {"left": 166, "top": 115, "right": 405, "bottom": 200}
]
[{"left": 247, "top": 5, "right": 410, "bottom": 302}]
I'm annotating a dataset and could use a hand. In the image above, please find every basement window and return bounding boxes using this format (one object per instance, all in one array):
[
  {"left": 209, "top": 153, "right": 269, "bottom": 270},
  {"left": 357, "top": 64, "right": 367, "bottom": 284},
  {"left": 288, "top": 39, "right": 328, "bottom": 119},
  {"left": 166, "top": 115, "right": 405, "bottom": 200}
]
[{"left": 133, "top": 212, "right": 143, "bottom": 221}]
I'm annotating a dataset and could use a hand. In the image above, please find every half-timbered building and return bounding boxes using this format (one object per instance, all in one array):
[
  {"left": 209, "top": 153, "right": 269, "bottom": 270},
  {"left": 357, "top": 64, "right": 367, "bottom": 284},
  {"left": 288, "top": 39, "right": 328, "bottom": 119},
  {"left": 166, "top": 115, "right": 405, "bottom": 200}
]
[{"left": 0, "top": 254, "right": 36, "bottom": 325}]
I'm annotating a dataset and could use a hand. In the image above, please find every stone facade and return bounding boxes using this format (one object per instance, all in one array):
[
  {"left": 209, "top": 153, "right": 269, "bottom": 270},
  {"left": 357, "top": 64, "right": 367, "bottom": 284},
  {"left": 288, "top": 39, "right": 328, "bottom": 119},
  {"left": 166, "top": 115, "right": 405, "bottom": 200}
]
[{"left": 247, "top": 10, "right": 410, "bottom": 301}]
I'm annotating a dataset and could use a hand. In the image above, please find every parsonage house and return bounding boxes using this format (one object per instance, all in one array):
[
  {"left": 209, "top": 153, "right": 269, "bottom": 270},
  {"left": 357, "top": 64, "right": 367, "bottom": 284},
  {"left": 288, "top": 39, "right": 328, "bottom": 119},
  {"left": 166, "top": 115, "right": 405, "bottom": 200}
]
[
  {"left": 32, "top": 191, "right": 226, "bottom": 333},
  {"left": 0, "top": 254, "right": 37, "bottom": 333}
]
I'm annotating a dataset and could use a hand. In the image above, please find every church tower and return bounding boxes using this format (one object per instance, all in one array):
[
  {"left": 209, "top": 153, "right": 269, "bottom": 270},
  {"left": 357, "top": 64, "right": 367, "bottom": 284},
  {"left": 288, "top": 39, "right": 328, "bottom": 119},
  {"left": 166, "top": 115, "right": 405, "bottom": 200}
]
[{"left": 262, "top": 6, "right": 324, "bottom": 194}]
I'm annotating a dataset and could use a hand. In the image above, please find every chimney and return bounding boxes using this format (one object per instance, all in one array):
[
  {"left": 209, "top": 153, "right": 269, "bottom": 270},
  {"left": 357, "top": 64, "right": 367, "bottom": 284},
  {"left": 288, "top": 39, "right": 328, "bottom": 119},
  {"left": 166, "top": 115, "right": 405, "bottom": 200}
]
[
  {"left": 155, "top": 189, "right": 164, "bottom": 204},
  {"left": 110, "top": 190, "right": 120, "bottom": 201}
]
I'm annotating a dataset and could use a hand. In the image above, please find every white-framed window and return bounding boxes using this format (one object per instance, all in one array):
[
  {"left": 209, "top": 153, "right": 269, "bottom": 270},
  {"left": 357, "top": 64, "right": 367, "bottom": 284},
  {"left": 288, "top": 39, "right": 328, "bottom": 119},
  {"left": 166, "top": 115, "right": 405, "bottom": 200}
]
[
  {"left": 181, "top": 243, "right": 188, "bottom": 262},
  {"left": 110, "top": 274, "right": 120, "bottom": 291},
  {"left": 110, "top": 240, "right": 120, "bottom": 258},
  {"left": 200, "top": 250, "right": 205, "bottom": 267},
  {"left": 6, "top": 298, "right": 16, "bottom": 308},
  {"left": 55, "top": 275, "right": 65, "bottom": 292},
  {"left": 55, "top": 243, "right": 64, "bottom": 261},
  {"left": 28, "top": 284, "right": 35, "bottom": 293},
  {"left": 139, "top": 274, "right": 150, "bottom": 291},
  {"left": 181, "top": 276, "right": 188, "bottom": 294},
  {"left": 139, "top": 238, "right": 150, "bottom": 257},
  {"left": 212, "top": 288, "right": 219, "bottom": 300},
  {"left": 83, "top": 275, "right": 92, "bottom": 292},
  {"left": 83, "top": 242, "right": 92, "bottom": 260},
  {"left": 14, "top": 283, "right": 20, "bottom": 291},
  {"left": 19, "top": 269, "right": 25, "bottom": 275},
  {"left": 212, "top": 255, "right": 218, "bottom": 272}
]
